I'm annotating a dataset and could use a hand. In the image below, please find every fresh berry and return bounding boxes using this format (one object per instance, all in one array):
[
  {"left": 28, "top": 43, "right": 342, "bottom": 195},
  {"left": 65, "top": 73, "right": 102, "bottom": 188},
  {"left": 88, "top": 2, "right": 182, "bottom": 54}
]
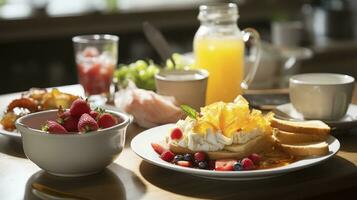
[
  {"left": 90, "top": 107, "right": 106, "bottom": 121},
  {"left": 194, "top": 152, "right": 206, "bottom": 162},
  {"left": 170, "top": 128, "right": 183, "bottom": 140},
  {"left": 198, "top": 161, "right": 208, "bottom": 169},
  {"left": 69, "top": 99, "right": 91, "bottom": 118},
  {"left": 160, "top": 150, "right": 175, "bottom": 162},
  {"left": 248, "top": 153, "right": 261, "bottom": 165},
  {"left": 183, "top": 153, "right": 193, "bottom": 162},
  {"left": 78, "top": 113, "right": 99, "bottom": 133},
  {"left": 215, "top": 159, "right": 237, "bottom": 171},
  {"left": 233, "top": 162, "right": 242, "bottom": 171},
  {"left": 89, "top": 110, "right": 100, "bottom": 120},
  {"left": 97, "top": 113, "right": 118, "bottom": 129},
  {"left": 173, "top": 155, "right": 184, "bottom": 163},
  {"left": 151, "top": 143, "right": 166, "bottom": 155},
  {"left": 42, "top": 120, "right": 68, "bottom": 134},
  {"left": 177, "top": 161, "right": 191, "bottom": 167},
  {"left": 151, "top": 143, "right": 165, "bottom": 155},
  {"left": 208, "top": 160, "right": 216, "bottom": 170},
  {"left": 57, "top": 109, "right": 79, "bottom": 132},
  {"left": 241, "top": 158, "right": 255, "bottom": 170}
]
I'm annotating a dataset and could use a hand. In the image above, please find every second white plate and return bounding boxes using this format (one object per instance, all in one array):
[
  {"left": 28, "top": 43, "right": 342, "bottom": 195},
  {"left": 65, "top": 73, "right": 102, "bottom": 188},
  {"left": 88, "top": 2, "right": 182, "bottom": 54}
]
[{"left": 131, "top": 124, "right": 340, "bottom": 181}]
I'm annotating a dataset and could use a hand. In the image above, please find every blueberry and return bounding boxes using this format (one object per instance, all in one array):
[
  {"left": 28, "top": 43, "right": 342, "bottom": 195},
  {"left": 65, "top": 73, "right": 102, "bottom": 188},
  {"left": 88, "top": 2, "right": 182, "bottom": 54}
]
[
  {"left": 173, "top": 155, "right": 184, "bottom": 163},
  {"left": 198, "top": 161, "right": 208, "bottom": 169},
  {"left": 183, "top": 153, "right": 193, "bottom": 161},
  {"left": 233, "top": 162, "right": 242, "bottom": 171}
]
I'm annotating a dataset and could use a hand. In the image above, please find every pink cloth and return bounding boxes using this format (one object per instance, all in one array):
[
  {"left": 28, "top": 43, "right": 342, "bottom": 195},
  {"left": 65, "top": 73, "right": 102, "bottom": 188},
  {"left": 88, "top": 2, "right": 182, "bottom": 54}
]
[{"left": 115, "top": 83, "right": 184, "bottom": 128}]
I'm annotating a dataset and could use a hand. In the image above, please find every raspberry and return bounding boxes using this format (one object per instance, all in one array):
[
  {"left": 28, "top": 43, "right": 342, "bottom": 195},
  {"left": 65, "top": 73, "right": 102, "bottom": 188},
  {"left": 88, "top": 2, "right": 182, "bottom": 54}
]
[
  {"left": 248, "top": 153, "right": 261, "bottom": 165},
  {"left": 170, "top": 128, "right": 183, "bottom": 140},
  {"left": 194, "top": 152, "right": 206, "bottom": 162},
  {"left": 241, "top": 158, "right": 255, "bottom": 170},
  {"left": 160, "top": 151, "right": 175, "bottom": 162}
]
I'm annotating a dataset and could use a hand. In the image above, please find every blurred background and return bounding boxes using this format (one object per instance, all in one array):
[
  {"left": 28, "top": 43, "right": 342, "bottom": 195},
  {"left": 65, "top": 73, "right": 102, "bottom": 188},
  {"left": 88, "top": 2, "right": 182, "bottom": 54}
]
[{"left": 1, "top": 0, "right": 357, "bottom": 94}]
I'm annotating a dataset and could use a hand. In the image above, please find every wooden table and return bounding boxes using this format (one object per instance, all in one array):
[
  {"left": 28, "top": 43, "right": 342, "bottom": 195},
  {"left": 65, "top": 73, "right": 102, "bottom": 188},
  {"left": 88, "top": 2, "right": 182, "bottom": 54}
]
[{"left": 1, "top": 85, "right": 357, "bottom": 200}]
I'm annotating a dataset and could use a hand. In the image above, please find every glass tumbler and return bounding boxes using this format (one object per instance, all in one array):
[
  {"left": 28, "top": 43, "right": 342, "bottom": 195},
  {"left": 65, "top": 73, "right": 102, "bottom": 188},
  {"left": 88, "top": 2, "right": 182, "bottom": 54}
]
[{"left": 72, "top": 34, "right": 119, "bottom": 105}]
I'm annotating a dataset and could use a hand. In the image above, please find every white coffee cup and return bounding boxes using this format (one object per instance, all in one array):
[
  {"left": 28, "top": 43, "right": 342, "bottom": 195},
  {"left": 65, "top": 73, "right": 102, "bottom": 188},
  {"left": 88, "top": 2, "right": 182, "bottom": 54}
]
[
  {"left": 155, "top": 69, "right": 209, "bottom": 110},
  {"left": 289, "top": 73, "right": 355, "bottom": 120}
]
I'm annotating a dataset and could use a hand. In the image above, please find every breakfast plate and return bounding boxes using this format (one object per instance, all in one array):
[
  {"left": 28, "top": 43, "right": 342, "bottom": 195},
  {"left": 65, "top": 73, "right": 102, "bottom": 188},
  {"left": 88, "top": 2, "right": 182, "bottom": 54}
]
[
  {"left": 274, "top": 103, "right": 357, "bottom": 130},
  {"left": 0, "top": 125, "right": 21, "bottom": 139},
  {"left": 131, "top": 124, "right": 340, "bottom": 181}
]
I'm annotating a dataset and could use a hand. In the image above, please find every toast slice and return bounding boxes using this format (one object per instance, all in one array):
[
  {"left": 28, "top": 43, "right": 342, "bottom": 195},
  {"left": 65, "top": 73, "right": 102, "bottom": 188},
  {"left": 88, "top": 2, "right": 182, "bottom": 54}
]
[
  {"left": 279, "top": 141, "right": 329, "bottom": 156},
  {"left": 273, "top": 129, "right": 328, "bottom": 144},
  {"left": 169, "top": 134, "right": 274, "bottom": 160},
  {"left": 271, "top": 117, "right": 330, "bottom": 136}
]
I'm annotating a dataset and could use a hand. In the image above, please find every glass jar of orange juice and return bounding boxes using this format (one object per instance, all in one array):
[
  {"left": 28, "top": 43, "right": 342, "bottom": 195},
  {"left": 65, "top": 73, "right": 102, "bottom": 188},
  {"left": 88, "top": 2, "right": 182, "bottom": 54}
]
[{"left": 194, "top": 3, "right": 261, "bottom": 104}]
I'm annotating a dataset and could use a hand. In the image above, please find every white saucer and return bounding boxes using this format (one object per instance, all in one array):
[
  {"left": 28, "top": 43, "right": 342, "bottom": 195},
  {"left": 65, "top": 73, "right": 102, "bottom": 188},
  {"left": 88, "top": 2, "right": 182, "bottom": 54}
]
[{"left": 274, "top": 103, "right": 357, "bottom": 130}]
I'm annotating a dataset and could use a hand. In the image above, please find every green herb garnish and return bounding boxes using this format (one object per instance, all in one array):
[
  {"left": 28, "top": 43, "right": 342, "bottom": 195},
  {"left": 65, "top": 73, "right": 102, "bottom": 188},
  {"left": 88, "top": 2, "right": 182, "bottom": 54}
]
[{"left": 180, "top": 105, "right": 198, "bottom": 119}]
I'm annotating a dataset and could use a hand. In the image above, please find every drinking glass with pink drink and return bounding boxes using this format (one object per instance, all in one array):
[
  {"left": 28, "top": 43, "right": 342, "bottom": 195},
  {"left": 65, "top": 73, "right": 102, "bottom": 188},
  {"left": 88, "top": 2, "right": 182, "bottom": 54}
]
[{"left": 72, "top": 34, "right": 118, "bottom": 105}]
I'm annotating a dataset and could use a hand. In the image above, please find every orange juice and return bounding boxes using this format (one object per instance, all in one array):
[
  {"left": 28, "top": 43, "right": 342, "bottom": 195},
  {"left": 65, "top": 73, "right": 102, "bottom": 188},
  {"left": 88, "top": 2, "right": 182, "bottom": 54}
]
[{"left": 194, "top": 37, "right": 245, "bottom": 104}]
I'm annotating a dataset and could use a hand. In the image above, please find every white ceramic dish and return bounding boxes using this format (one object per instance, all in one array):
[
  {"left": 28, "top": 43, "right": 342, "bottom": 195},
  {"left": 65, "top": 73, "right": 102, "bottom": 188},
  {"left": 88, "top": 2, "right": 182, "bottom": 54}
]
[
  {"left": 0, "top": 124, "right": 21, "bottom": 139},
  {"left": 16, "top": 109, "right": 130, "bottom": 177},
  {"left": 131, "top": 124, "right": 340, "bottom": 181},
  {"left": 275, "top": 103, "right": 357, "bottom": 130}
]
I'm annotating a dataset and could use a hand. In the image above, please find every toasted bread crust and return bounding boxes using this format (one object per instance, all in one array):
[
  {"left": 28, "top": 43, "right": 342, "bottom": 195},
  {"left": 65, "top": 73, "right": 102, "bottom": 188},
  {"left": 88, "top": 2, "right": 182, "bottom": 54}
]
[
  {"left": 273, "top": 129, "right": 328, "bottom": 144},
  {"left": 169, "top": 135, "right": 274, "bottom": 160},
  {"left": 271, "top": 118, "right": 330, "bottom": 136},
  {"left": 278, "top": 142, "right": 329, "bottom": 156}
]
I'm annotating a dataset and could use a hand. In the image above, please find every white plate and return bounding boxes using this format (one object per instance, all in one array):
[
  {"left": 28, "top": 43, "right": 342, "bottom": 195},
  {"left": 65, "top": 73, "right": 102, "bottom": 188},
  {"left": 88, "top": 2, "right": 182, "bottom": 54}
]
[
  {"left": 131, "top": 124, "right": 340, "bottom": 181},
  {"left": 0, "top": 125, "right": 21, "bottom": 139},
  {"left": 275, "top": 103, "right": 357, "bottom": 130}
]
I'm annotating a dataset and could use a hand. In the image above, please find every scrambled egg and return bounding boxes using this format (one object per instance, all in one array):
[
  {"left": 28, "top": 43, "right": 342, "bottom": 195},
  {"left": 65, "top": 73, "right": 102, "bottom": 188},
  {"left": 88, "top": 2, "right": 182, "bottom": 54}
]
[
  {"left": 193, "top": 95, "right": 272, "bottom": 138},
  {"left": 171, "top": 95, "right": 273, "bottom": 151}
]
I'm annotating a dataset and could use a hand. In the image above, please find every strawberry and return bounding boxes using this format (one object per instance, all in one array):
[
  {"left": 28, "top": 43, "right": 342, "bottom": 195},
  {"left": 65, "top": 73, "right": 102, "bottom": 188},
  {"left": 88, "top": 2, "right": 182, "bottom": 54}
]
[
  {"left": 170, "top": 128, "right": 183, "bottom": 140},
  {"left": 97, "top": 113, "right": 118, "bottom": 129},
  {"left": 151, "top": 143, "right": 166, "bottom": 155},
  {"left": 78, "top": 113, "right": 99, "bottom": 133},
  {"left": 215, "top": 159, "right": 237, "bottom": 171},
  {"left": 69, "top": 98, "right": 91, "bottom": 118},
  {"left": 42, "top": 120, "right": 68, "bottom": 134},
  {"left": 177, "top": 161, "right": 191, "bottom": 167},
  {"left": 241, "top": 158, "right": 255, "bottom": 170},
  {"left": 57, "top": 108, "right": 79, "bottom": 132},
  {"left": 160, "top": 150, "right": 175, "bottom": 162},
  {"left": 90, "top": 110, "right": 100, "bottom": 120},
  {"left": 248, "top": 153, "right": 261, "bottom": 165}
]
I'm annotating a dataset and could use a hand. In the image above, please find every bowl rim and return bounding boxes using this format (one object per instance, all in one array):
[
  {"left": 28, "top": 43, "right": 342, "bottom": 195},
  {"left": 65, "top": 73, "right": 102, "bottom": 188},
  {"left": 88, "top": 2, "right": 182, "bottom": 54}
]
[
  {"left": 290, "top": 73, "right": 355, "bottom": 86},
  {"left": 15, "top": 109, "right": 131, "bottom": 138},
  {"left": 155, "top": 69, "right": 209, "bottom": 82}
]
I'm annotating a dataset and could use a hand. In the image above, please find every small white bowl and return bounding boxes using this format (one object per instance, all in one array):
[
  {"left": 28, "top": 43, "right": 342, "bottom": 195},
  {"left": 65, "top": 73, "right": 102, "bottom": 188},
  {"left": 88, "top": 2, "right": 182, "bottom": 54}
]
[{"left": 15, "top": 110, "right": 130, "bottom": 177}]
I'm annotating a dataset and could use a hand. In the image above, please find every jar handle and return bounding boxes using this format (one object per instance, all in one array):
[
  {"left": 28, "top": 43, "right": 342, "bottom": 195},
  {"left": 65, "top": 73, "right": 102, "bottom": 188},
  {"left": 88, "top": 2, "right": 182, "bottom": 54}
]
[{"left": 241, "top": 28, "right": 262, "bottom": 90}]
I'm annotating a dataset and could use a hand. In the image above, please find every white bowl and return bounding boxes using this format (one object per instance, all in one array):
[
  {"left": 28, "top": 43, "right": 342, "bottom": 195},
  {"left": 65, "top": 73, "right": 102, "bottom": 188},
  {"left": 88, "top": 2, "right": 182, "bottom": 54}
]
[{"left": 15, "top": 110, "right": 130, "bottom": 177}]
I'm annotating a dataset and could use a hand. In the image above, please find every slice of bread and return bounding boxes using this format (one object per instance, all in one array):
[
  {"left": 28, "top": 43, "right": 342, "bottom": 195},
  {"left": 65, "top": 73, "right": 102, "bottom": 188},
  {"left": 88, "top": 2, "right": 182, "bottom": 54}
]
[
  {"left": 273, "top": 129, "right": 328, "bottom": 144},
  {"left": 169, "top": 134, "right": 274, "bottom": 160},
  {"left": 271, "top": 117, "right": 330, "bottom": 136},
  {"left": 279, "top": 141, "right": 329, "bottom": 156}
]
